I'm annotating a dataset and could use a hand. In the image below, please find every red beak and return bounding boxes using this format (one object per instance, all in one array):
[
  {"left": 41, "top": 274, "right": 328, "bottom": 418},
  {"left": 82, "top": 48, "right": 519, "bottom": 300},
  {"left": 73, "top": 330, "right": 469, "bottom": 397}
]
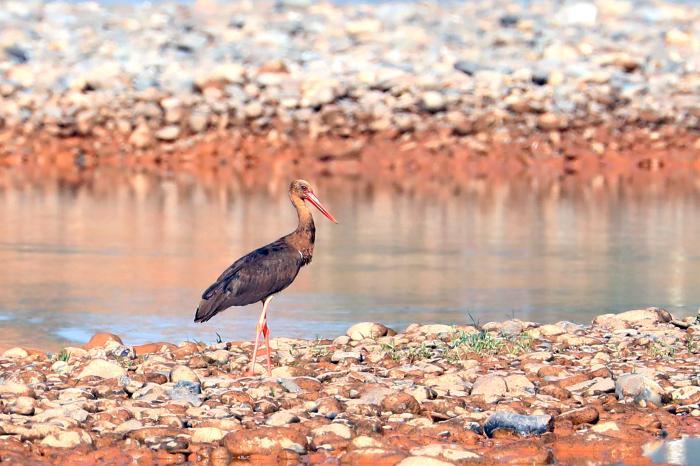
[{"left": 306, "top": 191, "right": 338, "bottom": 224}]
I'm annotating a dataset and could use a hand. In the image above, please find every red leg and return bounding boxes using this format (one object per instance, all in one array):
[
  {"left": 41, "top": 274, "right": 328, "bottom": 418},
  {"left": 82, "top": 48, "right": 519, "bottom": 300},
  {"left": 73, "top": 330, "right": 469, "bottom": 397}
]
[
  {"left": 262, "top": 319, "right": 272, "bottom": 376},
  {"left": 249, "top": 325, "right": 263, "bottom": 376},
  {"left": 248, "top": 297, "right": 272, "bottom": 375}
]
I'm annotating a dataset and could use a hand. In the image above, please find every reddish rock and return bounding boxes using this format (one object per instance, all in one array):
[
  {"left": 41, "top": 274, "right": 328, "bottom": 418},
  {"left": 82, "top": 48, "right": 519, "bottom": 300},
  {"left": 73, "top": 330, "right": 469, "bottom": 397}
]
[
  {"left": 133, "top": 342, "right": 177, "bottom": 356},
  {"left": 558, "top": 407, "right": 600, "bottom": 426},
  {"left": 539, "top": 385, "right": 571, "bottom": 400},
  {"left": 340, "top": 448, "right": 408, "bottom": 466},
  {"left": 84, "top": 333, "right": 123, "bottom": 349},
  {"left": 223, "top": 427, "right": 308, "bottom": 456},
  {"left": 381, "top": 392, "right": 421, "bottom": 414},
  {"left": 556, "top": 373, "right": 591, "bottom": 388}
]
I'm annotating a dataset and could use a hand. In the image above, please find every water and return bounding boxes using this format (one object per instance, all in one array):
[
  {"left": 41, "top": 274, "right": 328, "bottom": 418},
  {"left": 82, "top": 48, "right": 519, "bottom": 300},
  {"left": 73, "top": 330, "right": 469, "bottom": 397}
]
[
  {"left": 1, "top": 169, "right": 699, "bottom": 351},
  {"left": 645, "top": 437, "right": 700, "bottom": 465}
]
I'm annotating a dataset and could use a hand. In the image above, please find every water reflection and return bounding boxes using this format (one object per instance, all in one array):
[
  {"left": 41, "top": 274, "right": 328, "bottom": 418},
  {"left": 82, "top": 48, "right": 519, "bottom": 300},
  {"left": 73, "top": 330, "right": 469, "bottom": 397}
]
[
  {"left": 644, "top": 437, "right": 700, "bottom": 465},
  {"left": 1, "top": 166, "right": 699, "bottom": 350}
]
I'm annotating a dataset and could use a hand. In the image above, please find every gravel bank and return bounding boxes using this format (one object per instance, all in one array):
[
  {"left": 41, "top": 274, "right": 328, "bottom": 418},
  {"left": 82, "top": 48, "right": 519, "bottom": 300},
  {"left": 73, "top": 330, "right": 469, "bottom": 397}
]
[
  {"left": 0, "top": 0, "right": 699, "bottom": 180},
  {"left": 0, "top": 308, "right": 699, "bottom": 464}
]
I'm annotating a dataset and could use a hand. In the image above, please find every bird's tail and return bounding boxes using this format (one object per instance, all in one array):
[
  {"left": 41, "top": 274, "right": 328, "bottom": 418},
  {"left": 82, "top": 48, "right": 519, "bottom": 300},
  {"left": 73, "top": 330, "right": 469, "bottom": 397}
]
[{"left": 194, "top": 293, "right": 226, "bottom": 323}]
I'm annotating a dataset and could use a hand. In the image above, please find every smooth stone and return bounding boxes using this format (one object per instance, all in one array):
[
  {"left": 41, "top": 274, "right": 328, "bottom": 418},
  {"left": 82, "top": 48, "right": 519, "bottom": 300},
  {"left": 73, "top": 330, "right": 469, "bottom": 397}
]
[
  {"left": 40, "top": 430, "right": 92, "bottom": 448},
  {"left": 77, "top": 359, "right": 126, "bottom": 379},
  {"left": 483, "top": 411, "right": 553, "bottom": 437},
  {"left": 170, "top": 365, "right": 200, "bottom": 385},
  {"left": 265, "top": 410, "right": 300, "bottom": 427},
  {"left": 471, "top": 375, "right": 507, "bottom": 401},
  {"left": 347, "top": 322, "right": 389, "bottom": 341}
]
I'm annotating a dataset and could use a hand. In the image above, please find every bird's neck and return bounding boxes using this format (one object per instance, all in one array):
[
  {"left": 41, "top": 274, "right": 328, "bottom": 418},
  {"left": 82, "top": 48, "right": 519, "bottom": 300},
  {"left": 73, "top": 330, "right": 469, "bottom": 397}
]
[{"left": 287, "top": 195, "right": 315, "bottom": 263}]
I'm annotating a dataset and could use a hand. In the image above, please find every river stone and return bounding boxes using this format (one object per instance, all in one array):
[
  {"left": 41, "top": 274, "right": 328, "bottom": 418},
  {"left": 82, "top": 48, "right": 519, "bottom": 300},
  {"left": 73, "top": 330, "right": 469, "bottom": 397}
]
[
  {"left": 265, "top": 410, "right": 300, "bottom": 426},
  {"left": 155, "top": 125, "right": 180, "bottom": 141},
  {"left": 0, "top": 383, "right": 35, "bottom": 398},
  {"left": 9, "top": 396, "right": 35, "bottom": 415},
  {"left": 347, "top": 322, "right": 388, "bottom": 341},
  {"left": 41, "top": 430, "right": 92, "bottom": 448},
  {"left": 558, "top": 406, "right": 600, "bottom": 425},
  {"left": 421, "top": 91, "right": 446, "bottom": 112},
  {"left": 410, "top": 444, "right": 481, "bottom": 461},
  {"left": 170, "top": 365, "right": 200, "bottom": 384},
  {"left": 331, "top": 351, "right": 361, "bottom": 363},
  {"left": 169, "top": 380, "right": 202, "bottom": 406},
  {"left": 416, "top": 324, "right": 454, "bottom": 335},
  {"left": 471, "top": 375, "right": 507, "bottom": 401},
  {"left": 77, "top": 359, "right": 126, "bottom": 379},
  {"left": 483, "top": 412, "right": 553, "bottom": 437},
  {"left": 312, "top": 423, "right": 353, "bottom": 440},
  {"left": 381, "top": 392, "right": 421, "bottom": 414},
  {"left": 505, "top": 374, "right": 535, "bottom": 395},
  {"left": 128, "top": 124, "right": 153, "bottom": 149},
  {"left": 224, "top": 427, "right": 308, "bottom": 455},
  {"left": 2, "top": 347, "right": 29, "bottom": 359},
  {"left": 594, "top": 308, "right": 673, "bottom": 329},
  {"left": 615, "top": 373, "right": 668, "bottom": 405},
  {"left": 192, "top": 427, "right": 226, "bottom": 443}
]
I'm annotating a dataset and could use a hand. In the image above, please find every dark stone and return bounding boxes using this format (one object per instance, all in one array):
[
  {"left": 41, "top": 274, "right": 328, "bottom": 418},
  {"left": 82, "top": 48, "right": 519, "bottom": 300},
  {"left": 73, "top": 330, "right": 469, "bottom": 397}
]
[
  {"left": 532, "top": 71, "right": 549, "bottom": 86},
  {"left": 499, "top": 15, "right": 520, "bottom": 28},
  {"left": 4, "top": 46, "right": 28, "bottom": 64},
  {"left": 483, "top": 412, "right": 553, "bottom": 438},
  {"left": 454, "top": 60, "right": 480, "bottom": 76}
]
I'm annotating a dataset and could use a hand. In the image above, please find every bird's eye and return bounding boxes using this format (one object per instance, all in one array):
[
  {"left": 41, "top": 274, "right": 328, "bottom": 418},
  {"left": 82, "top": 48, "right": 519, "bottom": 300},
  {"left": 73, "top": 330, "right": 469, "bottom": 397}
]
[{"left": 302, "top": 186, "right": 308, "bottom": 192}]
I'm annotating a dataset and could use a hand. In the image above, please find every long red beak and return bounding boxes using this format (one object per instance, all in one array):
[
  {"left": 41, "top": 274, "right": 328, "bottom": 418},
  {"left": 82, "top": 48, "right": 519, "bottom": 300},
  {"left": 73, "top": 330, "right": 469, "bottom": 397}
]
[{"left": 306, "top": 191, "right": 338, "bottom": 224}]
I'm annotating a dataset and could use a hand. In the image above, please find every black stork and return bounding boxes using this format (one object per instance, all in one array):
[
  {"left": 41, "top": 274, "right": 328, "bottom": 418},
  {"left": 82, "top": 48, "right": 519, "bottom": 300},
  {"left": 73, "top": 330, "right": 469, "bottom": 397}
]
[{"left": 194, "top": 179, "right": 337, "bottom": 375}]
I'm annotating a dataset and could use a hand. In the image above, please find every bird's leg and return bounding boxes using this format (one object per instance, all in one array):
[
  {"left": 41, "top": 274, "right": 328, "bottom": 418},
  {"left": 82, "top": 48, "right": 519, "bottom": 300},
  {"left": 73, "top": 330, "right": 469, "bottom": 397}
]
[
  {"left": 263, "top": 318, "right": 272, "bottom": 375},
  {"left": 249, "top": 296, "right": 272, "bottom": 376}
]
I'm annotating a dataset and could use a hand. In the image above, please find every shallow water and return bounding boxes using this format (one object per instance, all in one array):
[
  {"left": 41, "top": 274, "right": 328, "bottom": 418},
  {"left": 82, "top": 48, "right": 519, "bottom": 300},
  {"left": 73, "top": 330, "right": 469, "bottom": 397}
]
[
  {"left": 644, "top": 437, "right": 700, "bottom": 465},
  {"left": 1, "top": 169, "right": 699, "bottom": 350}
]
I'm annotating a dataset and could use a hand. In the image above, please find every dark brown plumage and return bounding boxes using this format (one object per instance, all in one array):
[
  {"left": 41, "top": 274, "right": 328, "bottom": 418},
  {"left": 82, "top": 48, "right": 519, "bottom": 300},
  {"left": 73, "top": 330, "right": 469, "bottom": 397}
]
[{"left": 194, "top": 179, "right": 337, "bottom": 374}]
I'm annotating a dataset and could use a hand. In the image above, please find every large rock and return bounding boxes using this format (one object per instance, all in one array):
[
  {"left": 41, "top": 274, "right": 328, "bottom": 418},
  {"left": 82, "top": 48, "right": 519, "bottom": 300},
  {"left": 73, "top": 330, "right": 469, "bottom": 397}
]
[
  {"left": 170, "top": 365, "right": 200, "bottom": 384},
  {"left": 381, "top": 392, "right": 421, "bottom": 414},
  {"left": 558, "top": 406, "right": 599, "bottom": 425},
  {"left": 84, "top": 333, "right": 123, "bottom": 349},
  {"left": 410, "top": 444, "right": 481, "bottom": 461},
  {"left": 191, "top": 427, "right": 226, "bottom": 443},
  {"left": 77, "top": 359, "right": 126, "bottom": 379},
  {"left": 265, "top": 410, "right": 300, "bottom": 427},
  {"left": 483, "top": 412, "right": 553, "bottom": 437},
  {"left": 615, "top": 373, "right": 668, "bottom": 406},
  {"left": 471, "top": 375, "right": 507, "bottom": 401},
  {"left": 341, "top": 448, "right": 407, "bottom": 465},
  {"left": 504, "top": 374, "right": 535, "bottom": 396},
  {"left": 1, "top": 347, "right": 29, "bottom": 359},
  {"left": 593, "top": 308, "right": 672, "bottom": 329},
  {"left": 416, "top": 324, "right": 455, "bottom": 335},
  {"left": 346, "top": 323, "right": 389, "bottom": 341},
  {"left": 312, "top": 423, "right": 353, "bottom": 440},
  {"left": 0, "top": 383, "right": 35, "bottom": 398},
  {"left": 224, "top": 427, "right": 308, "bottom": 455},
  {"left": 40, "top": 430, "right": 92, "bottom": 448},
  {"left": 8, "top": 396, "right": 36, "bottom": 416}
]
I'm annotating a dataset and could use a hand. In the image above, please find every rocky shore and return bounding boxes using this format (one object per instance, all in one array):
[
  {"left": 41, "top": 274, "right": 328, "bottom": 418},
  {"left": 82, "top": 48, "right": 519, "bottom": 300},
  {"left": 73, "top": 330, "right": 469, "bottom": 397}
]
[
  {"left": 0, "top": 307, "right": 699, "bottom": 465},
  {"left": 1, "top": 0, "right": 699, "bottom": 183}
]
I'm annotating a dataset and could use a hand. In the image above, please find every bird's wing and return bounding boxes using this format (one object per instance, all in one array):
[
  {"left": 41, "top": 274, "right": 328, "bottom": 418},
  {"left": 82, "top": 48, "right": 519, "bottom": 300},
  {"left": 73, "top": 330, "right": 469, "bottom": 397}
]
[{"left": 194, "top": 240, "right": 302, "bottom": 323}]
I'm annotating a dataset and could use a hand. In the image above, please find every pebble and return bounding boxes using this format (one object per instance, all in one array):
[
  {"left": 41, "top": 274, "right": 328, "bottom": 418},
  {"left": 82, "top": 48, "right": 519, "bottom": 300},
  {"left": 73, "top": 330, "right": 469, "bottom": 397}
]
[
  {"left": 170, "top": 365, "right": 200, "bottom": 385},
  {"left": 77, "top": 359, "right": 127, "bottom": 379},
  {"left": 265, "top": 410, "right": 300, "bottom": 426},
  {"left": 346, "top": 322, "right": 389, "bottom": 341}
]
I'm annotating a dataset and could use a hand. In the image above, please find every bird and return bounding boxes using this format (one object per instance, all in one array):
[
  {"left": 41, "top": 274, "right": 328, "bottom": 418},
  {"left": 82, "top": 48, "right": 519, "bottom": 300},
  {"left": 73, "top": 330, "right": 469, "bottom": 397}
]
[{"left": 194, "top": 179, "right": 338, "bottom": 375}]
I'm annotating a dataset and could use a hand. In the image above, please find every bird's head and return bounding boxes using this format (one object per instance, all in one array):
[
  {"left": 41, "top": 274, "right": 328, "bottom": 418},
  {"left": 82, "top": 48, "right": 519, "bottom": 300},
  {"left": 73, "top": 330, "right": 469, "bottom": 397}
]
[{"left": 290, "top": 179, "right": 338, "bottom": 224}]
